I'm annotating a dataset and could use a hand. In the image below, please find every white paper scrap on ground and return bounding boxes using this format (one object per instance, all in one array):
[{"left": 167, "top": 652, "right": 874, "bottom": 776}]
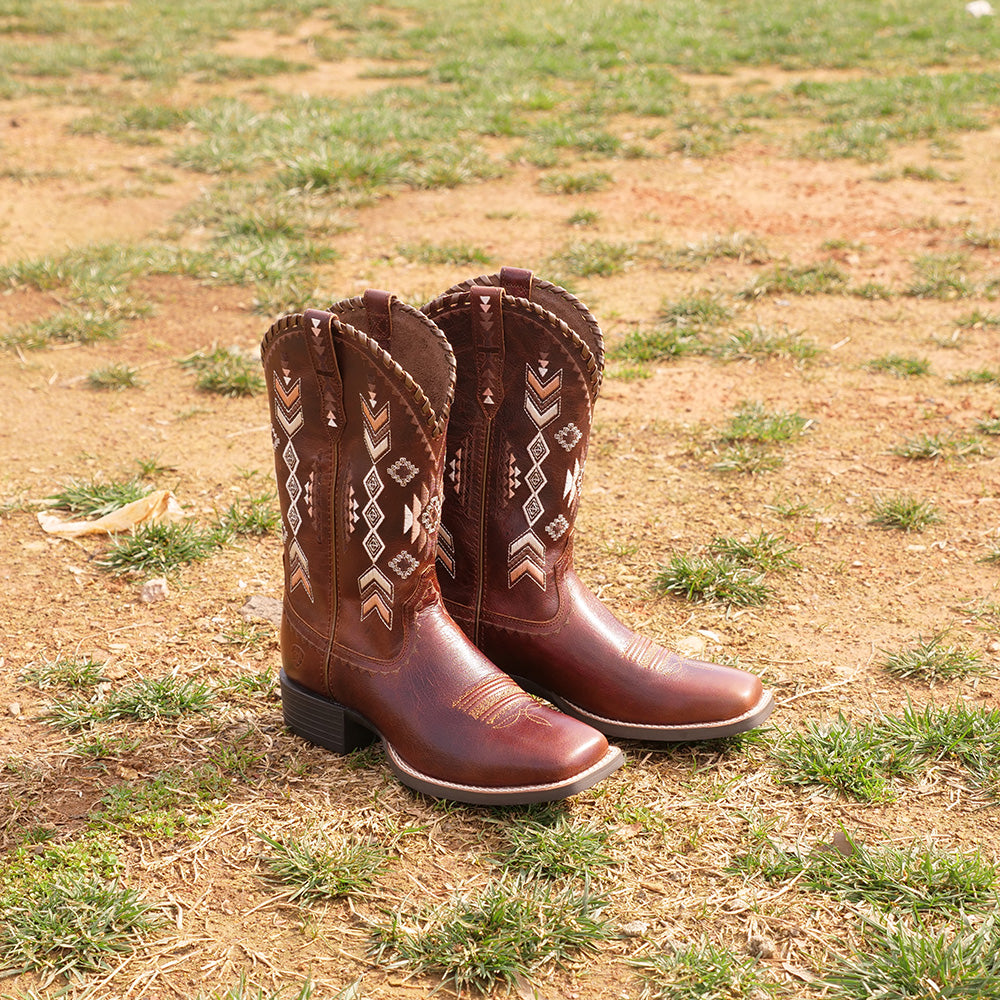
[
  {"left": 966, "top": 1, "right": 994, "bottom": 17},
  {"left": 37, "top": 489, "right": 186, "bottom": 539}
]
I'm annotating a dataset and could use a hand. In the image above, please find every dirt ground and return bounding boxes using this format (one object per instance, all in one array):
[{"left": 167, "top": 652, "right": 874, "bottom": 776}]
[{"left": 1, "top": 42, "right": 999, "bottom": 1000}]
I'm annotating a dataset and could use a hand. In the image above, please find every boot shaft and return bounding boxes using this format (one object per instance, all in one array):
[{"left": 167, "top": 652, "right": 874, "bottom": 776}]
[
  {"left": 261, "top": 294, "right": 455, "bottom": 687},
  {"left": 423, "top": 277, "right": 602, "bottom": 638}
]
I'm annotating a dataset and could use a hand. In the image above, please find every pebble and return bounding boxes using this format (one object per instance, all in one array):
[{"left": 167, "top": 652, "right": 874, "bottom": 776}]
[
  {"left": 140, "top": 577, "right": 170, "bottom": 603},
  {"left": 7, "top": 702, "right": 21, "bottom": 717},
  {"left": 240, "top": 595, "right": 282, "bottom": 628}
]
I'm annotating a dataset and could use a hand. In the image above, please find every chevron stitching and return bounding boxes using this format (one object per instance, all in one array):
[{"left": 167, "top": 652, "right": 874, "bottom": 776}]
[
  {"left": 274, "top": 368, "right": 312, "bottom": 602},
  {"left": 436, "top": 522, "right": 456, "bottom": 577},
  {"left": 508, "top": 530, "right": 546, "bottom": 589},
  {"left": 358, "top": 565, "right": 394, "bottom": 629},
  {"left": 360, "top": 390, "right": 390, "bottom": 461}
]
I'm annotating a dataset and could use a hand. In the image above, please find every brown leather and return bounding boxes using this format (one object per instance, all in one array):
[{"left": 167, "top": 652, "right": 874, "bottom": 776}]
[
  {"left": 261, "top": 294, "right": 622, "bottom": 802},
  {"left": 423, "top": 272, "right": 774, "bottom": 741}
]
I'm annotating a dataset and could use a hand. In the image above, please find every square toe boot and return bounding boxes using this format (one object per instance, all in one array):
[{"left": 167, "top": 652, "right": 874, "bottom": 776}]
[
  {"left": 261, "top": 291, "right": 623, "bottom": 804},
  {"left": 422, "top": 270, "right": 775, "bottom": 741}
]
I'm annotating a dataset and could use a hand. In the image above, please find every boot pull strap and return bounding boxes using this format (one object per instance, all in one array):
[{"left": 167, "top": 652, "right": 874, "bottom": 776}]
[
  {"left": 363, "top": 289, "right": 394, "bottom": 355},
  {"left": 499, "top": 266, "right": 533, "bottom": 300},
  {"left": 303, "top": 308, "right": 345, "bottom": 437},
  {"left": 470, "top": 284, "right": 505, "bottom": 417}
]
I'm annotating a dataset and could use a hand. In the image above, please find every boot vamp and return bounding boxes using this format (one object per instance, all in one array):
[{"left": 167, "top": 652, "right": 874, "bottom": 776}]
[
  {"left": 481, "top": 571, "right": 764, "bottom": 728},
  {"left": 333, "top": 600, "right": 612, "bottom": 789}
]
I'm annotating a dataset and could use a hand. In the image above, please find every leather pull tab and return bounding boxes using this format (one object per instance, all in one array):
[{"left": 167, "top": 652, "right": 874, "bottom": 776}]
[
  {"left": 470, "top": 284, "right": 505, "bottom": 417},
  {"left": 499, "top": 266, "right": 533, "bottom": 300},
  {"left": 363, "top": 289, "right": 394, "bottom": 355},
  {"left": 303, "top": 309, "right": 344, "bottom": 436}
]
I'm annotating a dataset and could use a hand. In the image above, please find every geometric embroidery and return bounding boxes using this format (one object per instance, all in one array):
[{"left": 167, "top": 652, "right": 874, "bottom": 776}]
[
  {"left": 448, "top": 447, "right": 463, "bottom": 494},
  {"left": 361, "top": 388, "right": 390, "bottom": 462},
  {"left": 508, "top": 530, "right": 546, "bottom": 590},
  {"left": 555, "top": 422, "right": 582, "bottom": 451},
  {"left": 506, "top": 452, "right": 522, "bottom": 501},
  {"left": 346, "top": 482, "right": 359, "bottom": 536},
  {"left": 523, "top": 363, "right": 562, "bottom": 428},
  {"left": 545, "top": 515, "right": 569, "bottom": 541},
  {"left": 388, "top": 456, "right": 419, "bottom": 486},
  {"left": 274, "top": 366, "right": 313, "bottom": 602},
  {"left": 436, "top": 522, "right": 456, "bottom": 577},
  {"left": 388, "top": 550, "right": 419, "bottom": 579},
  {"left": 563, "top": 459, "right": 582, "bottom": 504},
  {"left": 403, "top": 483, "right": 442, "bottom": 555},
  {"left": 359, "top": 565, "right": 394, "bottom": 629},
  {"left": 523, "top": 432, "right": 548, "bottom": 527},
  {"left": 508, "top": 358, "right": 563, "bottom": 590},
  {"left": 452, "top": 675, "right": 551, "bottom": 729},
  {"left": 357, "top": 389, "right": 392, "bottom": 629}
]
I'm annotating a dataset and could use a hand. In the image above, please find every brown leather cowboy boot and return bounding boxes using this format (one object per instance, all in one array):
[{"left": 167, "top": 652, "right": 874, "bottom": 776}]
[
  {"left": 422, "top": 269, "right": 774, "bottom": 741},
  {"left": 261, "top": 291, "right": 622, "bottom": 804}
]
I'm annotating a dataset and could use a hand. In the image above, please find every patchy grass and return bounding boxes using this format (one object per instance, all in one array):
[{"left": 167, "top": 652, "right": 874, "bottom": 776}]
[
  {"left": 369, "top": 876, "right": 612, "bottom": 995},
  {"left": 867, "top": 493, "right": 943, "bottom": 532},
  {"left": 882, "top": 634, "right": 986, "bottom": 684},
  {"left": 654, "top": 553, "right": 771, "bottom": 607}
]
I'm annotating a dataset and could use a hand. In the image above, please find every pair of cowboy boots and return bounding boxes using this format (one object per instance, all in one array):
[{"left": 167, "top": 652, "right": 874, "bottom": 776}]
[{"left": 261, "top": 268, "right": 774, "bottom": 805}]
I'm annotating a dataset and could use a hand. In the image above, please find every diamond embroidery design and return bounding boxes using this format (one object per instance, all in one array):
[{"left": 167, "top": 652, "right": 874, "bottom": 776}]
[
  {"left": 388, "top": 550, "right": 419, "bottom": 579},
  {"left": 356, "top": 388, "right": 392, "bottom": 627},
  {"left": 388, "top": 456, "right": 419, "bottom": 486},
  {"left": 555, "top": 422, "right": 582, "bottom": 451},
  {"left": 545, "top": 515, "right": 569, "bottom": 540}
]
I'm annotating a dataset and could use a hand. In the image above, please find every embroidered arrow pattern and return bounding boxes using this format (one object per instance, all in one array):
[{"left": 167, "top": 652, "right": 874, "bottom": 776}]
[
  {"left": 274, "top": 365, "right": 313, "bottom": 601},
  {"left": 361, "top": 388, "right": 390, "bottom": 461},
  {"left": 359, "top": 565, "right": 394, "bottom": 629}
]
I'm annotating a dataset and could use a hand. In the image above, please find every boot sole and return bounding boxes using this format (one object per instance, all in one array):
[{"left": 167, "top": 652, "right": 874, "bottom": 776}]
[
  {"left": 511, "top": 676, "right": 776, "bottom": 742},
  {"left": 279, "top": 670, "right": 624, "bottom": 805}
]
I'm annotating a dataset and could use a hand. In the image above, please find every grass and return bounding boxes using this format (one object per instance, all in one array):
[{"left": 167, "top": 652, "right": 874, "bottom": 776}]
[
  {"left": 977, "top": 418, "right": 1000, "bottom": 436},
  {"left": 824, "top": 916, "right": 1000, "bottom": 1000},
  {"left": 867, "top": 493, "right": 942, "bottom": 532},
  {"left": 667, "top": 232, "right": 771, "bottom": 268},
  {"left": 46, "top": 675, "right": 215, "bottom": 730},
  {"left": 733, "top": 831, "right": 998, "bottom": 915},
  {"left": 45, "top": 476, "right": 151, "bottom": 517},
  {"left": 769, "top": 715, "right": 920, "bottom": 803},
  {"left": 707, "top": 531, "right": 801, "bottom": 572},
  {"left": 257, "top": 831, "right": 389, "bottom": 901},
  {"left": 96, "top": 522, "right": 226, "bottom": 576},
  {"left": 20, "top": 657, "right": 107, "bottom": 691},
  {"left": 864, "top": 354, "right": 932, "bottom": 377},
  {"left": 607, "top": 325, "right": 709, "bottom": 364},
  {"left": 907, "top": 252, "right": 976, "bottom": 298},
  {"left": 633, "top": 940, "right": 775, "bottom": 1000},
  {"left": 882, "top": 635, "right": 986, "bottom": 684},
  {"left": 90, "top": 764, "right": 232, "bottom": 836},
  {"left": 715, "top": 325, "right": 821, "bottom": 363},
  {"left": 771, "top": 702, "right": 1000, "bottom": 802},
  {"left": 395, "top": 242, "right": 492, "bottom": 266},
  {"left": 719, "top": 401, "right": 812, "bottom": 445},
  {"left": 369, "top": 876, "right": 612, "bottom": 995},
  {"left": 740, "top": 260, "right": 849, "bottom": 297},
  {"left": 654, "top": 554, "right": 771, "bottom": 607},
  {"left": 949, "top": 368, "right": 1000, "bottom": 385},
  {"left": 548, "top": 239, "right": 636, "bottom": 278},
  {"left": 492, "top": 810, "right": 615, "bottom": 880},
  {"left": 711, "top": 444, "right": 786, "bottom": 475},
  {"left": 180, "top": 346, "right": 265, "bottom": 398},
  {"left": 891, "top": 432, "right": 986, "bottom": 460},
  {"left": 539, "top": 170, "right": 613, "bottom": 194},
  {"left": 216, "top": 491, "right": 280, "bottom": 536},
  {"left": 0, "top": 837, "right": 160, "bottom": 983},
  {"left": 86, "top": 362, "right": 144, "bottom": 391}
]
